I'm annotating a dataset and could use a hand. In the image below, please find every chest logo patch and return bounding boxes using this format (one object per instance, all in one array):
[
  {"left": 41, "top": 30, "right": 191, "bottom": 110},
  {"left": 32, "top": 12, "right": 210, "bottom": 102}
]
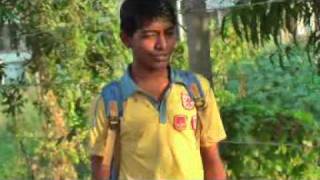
[
  {"left": 173, "top": 115, "right": 187, "bottom": 131},
  {"left": 181, "top": 93, "right": 195, "bottom": 110}
]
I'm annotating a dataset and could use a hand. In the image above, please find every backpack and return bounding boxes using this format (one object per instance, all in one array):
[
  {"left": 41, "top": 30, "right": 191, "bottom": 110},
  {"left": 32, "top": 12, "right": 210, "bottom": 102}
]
[{"left": 100, "top": 70, "right": 206, "bottom": 180}]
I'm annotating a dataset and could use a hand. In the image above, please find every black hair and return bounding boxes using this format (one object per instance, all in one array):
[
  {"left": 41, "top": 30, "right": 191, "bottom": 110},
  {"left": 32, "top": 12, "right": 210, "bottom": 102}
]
[{"left": 120, "top": 0, "right": 177, "bottom": 37}]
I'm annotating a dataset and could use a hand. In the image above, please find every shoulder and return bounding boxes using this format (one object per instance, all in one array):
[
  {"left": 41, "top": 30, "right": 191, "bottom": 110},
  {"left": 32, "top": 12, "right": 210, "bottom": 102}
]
[
  {"left": 173, "top": 69, "right": 209, "bottom": 85},
  {"left": 172, "top": 69, "right": 201, "bottom": 84},
  {"left": 89, "top": 95, "right": 103, "bottom": 118},
  {"left": 172, "top": 69, "right": 211, "bottom": 93},
  {"left": 194, "top": 73, "right": 211, "bottom": 92},
  {"left": 89, "top": 95, "right": 106, "bottom": 127},
  {"left": 101, "top": 81, "right": 121, "bottom": 94},
  {"left": 101, "top": 81, "right": 123, "bottom": 101}
]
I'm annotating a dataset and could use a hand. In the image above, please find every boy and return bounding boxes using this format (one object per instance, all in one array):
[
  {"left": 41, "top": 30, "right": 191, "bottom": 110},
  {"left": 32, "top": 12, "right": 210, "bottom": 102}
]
[{"left": 90, "top": 0, "right": 227, "bottom": 179}]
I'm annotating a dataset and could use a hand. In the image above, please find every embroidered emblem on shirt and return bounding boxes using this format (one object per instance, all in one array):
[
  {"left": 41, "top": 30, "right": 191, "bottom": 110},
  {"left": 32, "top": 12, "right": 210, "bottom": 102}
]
[
  {"left": 191, "top": 115, "right": 197, "bottom": 130},
  {"left": 181, "top": 93, "right": 195, "bottom": 110},
  {"left": 173, "top": 115, "right": 187, "bottom": 131}
]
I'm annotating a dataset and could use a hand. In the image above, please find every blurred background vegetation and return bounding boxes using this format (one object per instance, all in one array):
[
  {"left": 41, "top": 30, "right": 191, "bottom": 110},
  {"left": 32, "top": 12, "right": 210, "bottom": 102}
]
[{"left": 0, "top": 0, "right": 319, "bottom": 179}]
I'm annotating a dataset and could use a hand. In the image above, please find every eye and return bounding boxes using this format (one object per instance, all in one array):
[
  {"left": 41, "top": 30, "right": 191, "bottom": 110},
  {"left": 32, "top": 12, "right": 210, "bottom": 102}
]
[
  {"left": 141, "top": 32, "right": 157, "bottom": 38},
  {"left": 165, "top": 30, "right": 176, "bottom": 37}
]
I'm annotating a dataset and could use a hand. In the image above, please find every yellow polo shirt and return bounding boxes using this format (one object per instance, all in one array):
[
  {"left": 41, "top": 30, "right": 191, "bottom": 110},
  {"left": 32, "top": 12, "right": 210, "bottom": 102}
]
[{"left": 90, "top": 69, "right": 226, "bottom": 180}]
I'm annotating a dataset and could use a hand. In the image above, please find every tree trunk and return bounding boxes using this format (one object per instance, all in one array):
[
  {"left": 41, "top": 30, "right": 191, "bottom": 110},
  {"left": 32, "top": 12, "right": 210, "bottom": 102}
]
[{"left": 183, "top": 0, "right": 213, "bottom": 81}]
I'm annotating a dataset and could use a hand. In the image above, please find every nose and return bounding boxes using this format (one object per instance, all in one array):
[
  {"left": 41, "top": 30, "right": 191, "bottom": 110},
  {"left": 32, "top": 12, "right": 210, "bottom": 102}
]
[{"left": 155, "top": 34, "right": 167, "bottom": 50}]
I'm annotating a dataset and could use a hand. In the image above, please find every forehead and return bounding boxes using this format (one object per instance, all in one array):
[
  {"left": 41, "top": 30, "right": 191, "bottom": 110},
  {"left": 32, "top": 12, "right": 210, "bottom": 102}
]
[{"left": 138, "top": 18, "right": 176, "bottom": 31}]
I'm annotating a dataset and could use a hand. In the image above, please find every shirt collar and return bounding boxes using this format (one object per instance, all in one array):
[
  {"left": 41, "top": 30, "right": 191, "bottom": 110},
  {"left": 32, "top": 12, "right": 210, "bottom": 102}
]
[
  {"left": 170, "top": 68, "right": 186, "bottom": 84},
  {"left": 119, "top": 67, "right": 138, "bottom": 100},
  {"left": 119, "top": 66, "right": 182, "bottom": 100}
]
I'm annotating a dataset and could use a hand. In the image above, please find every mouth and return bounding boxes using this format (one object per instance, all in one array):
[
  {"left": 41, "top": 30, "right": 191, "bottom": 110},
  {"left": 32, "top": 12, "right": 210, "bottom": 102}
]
[{"left": 152, "top": 54, "right": 170, "bottom": 62}]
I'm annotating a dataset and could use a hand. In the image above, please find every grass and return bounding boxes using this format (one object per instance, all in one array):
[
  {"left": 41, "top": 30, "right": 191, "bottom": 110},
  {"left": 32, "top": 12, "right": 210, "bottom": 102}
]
[
  {"left": 0, "top": 90, "right": 43, "bottom": 179},
  {"left": 0, "top": 106, "right": 24, "bottom": 178}
]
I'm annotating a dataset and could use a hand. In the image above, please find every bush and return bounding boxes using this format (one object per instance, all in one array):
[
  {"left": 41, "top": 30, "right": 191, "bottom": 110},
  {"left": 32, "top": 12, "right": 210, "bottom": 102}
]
[{"left": 218, "top": 45, "right": 320, "bottom": 179}]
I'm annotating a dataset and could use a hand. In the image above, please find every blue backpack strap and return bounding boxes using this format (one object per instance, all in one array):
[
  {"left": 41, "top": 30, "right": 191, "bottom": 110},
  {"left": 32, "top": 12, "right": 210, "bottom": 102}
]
[
  {"left": 101, "top": 81, "right": 123, "bottom": 180},
  {"left": 174, "top": 70, "right": 206, "bottom": 109},
  {"left": 173, "top": 70, "right": 207, "bottom": 147},
  {"left": 101, "top": 81, "right": 124, "bottom": 119}
]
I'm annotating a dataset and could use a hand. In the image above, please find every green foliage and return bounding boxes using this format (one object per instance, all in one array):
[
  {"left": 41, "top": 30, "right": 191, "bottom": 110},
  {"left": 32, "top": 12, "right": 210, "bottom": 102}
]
[
  {"left": 1, "top": 0, "right": 129, "bottom": 179},
  {"left": 171, "top": 41, "right": 189, "bottom": 70},
  {"left": 0, "top": 85, "right": 25, "bottom": 118},
  {"left": 226, "top": 0, "right": 317, "bottom": 46},
  {"left": 210, "top": 21, "right": 264, "bottom": 92},
  {"left": 218, "top": 45, "right": 320, "bottom": 179},
  {"left": 27, "top": 0, "right": 129, "bottom": 178},
  {"left": 215, "top": 19, "right": 319, "bottom": 178},
  {"left": 0, "top": 133, "right": 25, "bottom": 179},
  {"left": 225, "top": 0, "right": 320, "bottom": 74},
  {"left": 0, "top": 95, "right": 46, "bottom": 179},
  {"left": 1, "top": 0, "right": 319, "bottom": 179}
]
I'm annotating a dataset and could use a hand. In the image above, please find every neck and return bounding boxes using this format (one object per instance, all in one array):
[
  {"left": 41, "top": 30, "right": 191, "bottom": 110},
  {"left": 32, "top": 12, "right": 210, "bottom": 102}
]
[{"left": 130, "top": 63, "right": 170, "bottom": 101}]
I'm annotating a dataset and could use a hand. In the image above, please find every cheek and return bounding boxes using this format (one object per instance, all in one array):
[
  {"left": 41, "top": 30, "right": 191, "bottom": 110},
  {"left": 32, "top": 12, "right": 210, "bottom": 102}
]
[
  {"left": 143, "top": 39, "right": 157, "bottom": 49},
  {"left": 168, "top": 39, "right": 177, "bottom": 51},
  {"left": 132, "top": 42, "right": 153, "bottom": 57},
  {"left": 135, "top": 39, "right": 155, "bottom": 51}
]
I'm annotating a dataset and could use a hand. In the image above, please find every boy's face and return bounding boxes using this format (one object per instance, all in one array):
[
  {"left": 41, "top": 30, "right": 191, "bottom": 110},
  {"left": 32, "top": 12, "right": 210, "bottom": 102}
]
[{"left": 122, "top": 18, "right": 177, "bottom": 71}]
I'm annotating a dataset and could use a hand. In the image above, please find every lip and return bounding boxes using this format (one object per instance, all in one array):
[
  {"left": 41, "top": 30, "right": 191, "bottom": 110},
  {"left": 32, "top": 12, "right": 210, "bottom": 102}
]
[{"left": 152, "top": 54, "right": 169, "bottom": 61}]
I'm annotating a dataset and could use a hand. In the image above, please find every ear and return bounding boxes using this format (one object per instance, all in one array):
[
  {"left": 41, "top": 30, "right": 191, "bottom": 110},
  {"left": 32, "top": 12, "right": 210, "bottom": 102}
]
[{"left": 120, "top": 32, "right": 132, "bottom": 48}]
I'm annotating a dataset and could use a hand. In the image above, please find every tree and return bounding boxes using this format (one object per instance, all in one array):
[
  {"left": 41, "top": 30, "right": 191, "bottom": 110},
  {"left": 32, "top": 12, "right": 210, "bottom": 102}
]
[
  {"left": 224, "top": 0, "right": 320, "bottom": 74},
  {"left": 0, "top": 0, "right": 129, "bottom": 178}
]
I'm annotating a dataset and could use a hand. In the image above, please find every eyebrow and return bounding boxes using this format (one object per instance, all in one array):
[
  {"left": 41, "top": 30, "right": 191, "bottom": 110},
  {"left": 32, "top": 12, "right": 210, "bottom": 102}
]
[
  {"left": 165, "top": 27, "right": 176, "bottom": 31},
  {"left": 140, "top": 26, "right": 176, "bottom": 33},
  {"left": 140, "top": 30, "right": 157, "bottom": 34}
]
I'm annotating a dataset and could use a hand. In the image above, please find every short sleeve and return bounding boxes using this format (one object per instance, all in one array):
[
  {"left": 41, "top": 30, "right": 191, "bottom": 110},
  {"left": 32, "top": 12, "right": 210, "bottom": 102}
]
[
  {"left": 196, "top": 75, "right": 227, "bottom": 147},
  {"left": 89, "top": 95, "right": 109, "bottom": 156}
]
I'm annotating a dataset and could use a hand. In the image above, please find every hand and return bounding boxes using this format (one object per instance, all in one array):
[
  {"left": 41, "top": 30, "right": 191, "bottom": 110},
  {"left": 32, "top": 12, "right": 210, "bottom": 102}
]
[
  {"left": 200, "top": 143, "right": 227, "bottom": 180},
  {"left": 91, "top": 156, "right": 110, "bottom": 180}
]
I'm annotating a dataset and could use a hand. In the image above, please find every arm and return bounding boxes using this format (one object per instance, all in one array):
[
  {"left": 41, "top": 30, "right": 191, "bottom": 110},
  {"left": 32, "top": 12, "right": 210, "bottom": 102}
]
[
  {"left": 195, "top": 75, "right": 227, "bottom": 179},
  {"left": 200, "top": 143, "right": 227, "bottom": 180},
  {"left": 91, "top": 155, "right": 109, "bottom": 180},
  {"left": 89, "top": 96, "right": 109, "bottom": 180}
]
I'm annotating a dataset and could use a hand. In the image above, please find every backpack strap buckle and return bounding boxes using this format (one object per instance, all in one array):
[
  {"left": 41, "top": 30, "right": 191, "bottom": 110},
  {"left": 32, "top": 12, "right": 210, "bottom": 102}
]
[
  {"left": 108, "top": 101, "right": 120, "bottom": 130},
  {"left": 190, "top": 83, "right": 206, "bottom": 110},
  {"left": 109, "top": 116, "right": 120, "bottom": 130},
  {"left": 194, "top": 97, "right": 206, "bottom": 110}
]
